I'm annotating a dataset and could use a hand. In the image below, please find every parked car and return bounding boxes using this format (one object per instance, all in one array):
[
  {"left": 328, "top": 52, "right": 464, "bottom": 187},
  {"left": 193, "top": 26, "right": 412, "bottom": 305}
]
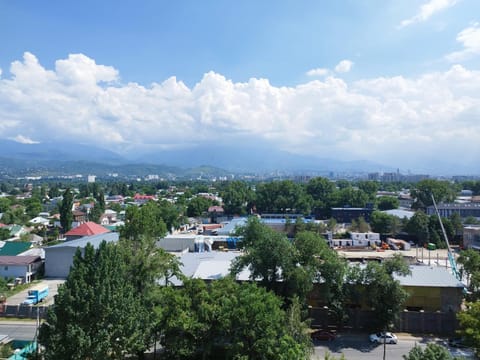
[
  {"left": 369, "top": 332, "right": 398, "bottom": 344},
  {"left": 311, "top": 329, "right": 336, "bottom": 341}
]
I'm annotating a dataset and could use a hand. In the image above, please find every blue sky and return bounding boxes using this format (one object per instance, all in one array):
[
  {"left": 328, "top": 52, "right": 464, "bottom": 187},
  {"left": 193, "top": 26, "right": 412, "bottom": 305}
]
[{"left": 1, "top": 0, "right": 480, "bottom": 173}]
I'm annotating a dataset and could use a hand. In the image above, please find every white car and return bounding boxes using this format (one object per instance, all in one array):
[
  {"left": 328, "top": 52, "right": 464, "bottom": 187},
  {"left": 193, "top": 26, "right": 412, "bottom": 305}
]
[{"left": 369, "top": 332, "right": 398, "bottom": 344}]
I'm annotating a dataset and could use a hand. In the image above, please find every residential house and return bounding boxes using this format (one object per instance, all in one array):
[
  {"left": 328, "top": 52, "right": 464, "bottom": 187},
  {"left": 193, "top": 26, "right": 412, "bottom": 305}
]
[
  {"left": 0, "top": 256, "right": 42, "bottom": 283},
  {"left": 64, "top": 221, "right": 110, "bottom": 241}
]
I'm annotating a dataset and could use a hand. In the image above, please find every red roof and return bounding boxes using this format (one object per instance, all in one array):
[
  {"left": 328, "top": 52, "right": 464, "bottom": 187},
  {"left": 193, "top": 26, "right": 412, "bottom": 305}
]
[
  {"left": 208, "top": 206, "right": 224, "bottom": 213},
  {"left": 65, "top": 222, "right": 110, "bottom": 237}
]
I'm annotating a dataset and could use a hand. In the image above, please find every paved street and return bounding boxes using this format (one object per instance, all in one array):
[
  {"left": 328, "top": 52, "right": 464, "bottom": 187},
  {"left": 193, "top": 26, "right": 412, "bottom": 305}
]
[
  {"left": 312, "top": 332, "right": 476, "bottom": 360},
  {"left": 0, "top": 321, "right": 37, "bottom": 341}
]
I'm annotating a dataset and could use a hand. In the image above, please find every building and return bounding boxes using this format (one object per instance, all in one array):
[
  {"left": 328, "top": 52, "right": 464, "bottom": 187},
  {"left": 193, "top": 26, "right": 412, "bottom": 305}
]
[
  {"left": 426, "top": 202, "right": 480, "bottom": 219},
  {"left": 64, "top": 221, "right": 110, "bottom": 241},
  {"left": 463, "top": 225, "right": 480, "bottom": 250},
  {"left": 331, "top": 205, "right": 374, "bottom": 223},
  {"left": 0, "top": 256, "right": 42, "bottom": 283},
  {"left": 44, "top": 232, "right": 119, "bottom": 278}
]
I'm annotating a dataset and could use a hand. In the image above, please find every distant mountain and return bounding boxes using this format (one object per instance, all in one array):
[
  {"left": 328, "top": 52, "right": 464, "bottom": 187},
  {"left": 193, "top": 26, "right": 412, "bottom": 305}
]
[
  {"left": 128, "top": 143, "right": 392, "bottom": 174},
  {"left": 0, "top": 140, "right": 124, "bottom": 164},
  {"left": 0, "top": 139, "right": 393, "bottom": 177}
]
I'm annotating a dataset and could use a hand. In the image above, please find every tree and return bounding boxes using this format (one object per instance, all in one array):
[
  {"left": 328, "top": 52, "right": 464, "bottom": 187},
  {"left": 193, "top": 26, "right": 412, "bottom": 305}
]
[
  {"left": 349, "top": 217, "right": 370, "bottom": 232},
  {"left": 405, "top": 211, "right": 430, "bottom": 245},
  {"left": 360, "top": 254, "right": 411, "bottom": 330},
  {"left": 38, "top": 242, "right": 148, "bottom": 359},
  {"left": 457, "top": 301, "right": 480, "bottom": 357},
  {"left": 221, "top": 180, "right": 254, "bottom": 215},
  {"left": 377, "top": 196, "right": 399, "bottom": 211},
  {"left": 0, "top": 228, "right": 10, "bottom": 240},
  {"left": 357, "top": 180, "right": 379, "bottom": 200},
  {"left": 370, "top": 211, "right": 401, "bottom": 235},
  {"left": 186, "top": 196, "right": 212, "bottom": 217},
  {"left": 59, "top": 188, "right": 73, "bottom": 233},
  {"left": 255, "top": 181, "right": 311, "bottom": 214},
  {"left": 403, "top": 343, "right": 457, "bottom": 360},
  {"left": 155, "top": 277, "right": 312, "bottom": 360},
  {"left": 231, "top": 217, "right": 295, "bottom": 297},
  {"left": 24, "top": 197, "right": 43, "bottom": 218},
  {"left": 458, "top": 249, "right": 480, "bottom": 301},
  {"left": 411, "top": 179, "right": 456, "bottom": 210}
]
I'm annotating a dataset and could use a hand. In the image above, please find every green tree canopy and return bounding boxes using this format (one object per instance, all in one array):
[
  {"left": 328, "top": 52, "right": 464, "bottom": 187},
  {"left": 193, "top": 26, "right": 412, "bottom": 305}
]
[
  {"left": 457, "top": 301, "right": 480, "bottom": 357},
  {"left": 403, "top": 343, "right": 457, "bottom": 360},
  {"left": 155, "top": 277, "right": 312, "bottom": 360},
  {"left": 376, "top": 196, "right": 399, "bottom": 211},
  {"left": 59, "top": 188, "right": 73, "bottom": 233},
  {"left": 221, "top": 180, "right": 254, "bottom": 215},
  {"left": 38, "top": 242, "right": 148, "bottom": 359}
]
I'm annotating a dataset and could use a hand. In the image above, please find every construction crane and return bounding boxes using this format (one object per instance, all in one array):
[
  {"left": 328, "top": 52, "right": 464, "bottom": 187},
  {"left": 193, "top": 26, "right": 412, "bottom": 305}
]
[{"left": 431, "top": 194, "right": 461, "bottom": 281}]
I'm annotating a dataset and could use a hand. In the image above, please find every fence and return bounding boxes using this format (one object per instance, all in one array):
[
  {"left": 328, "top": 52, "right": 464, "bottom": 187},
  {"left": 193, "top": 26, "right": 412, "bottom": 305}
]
[
  {"left": 0, "top": 305, "right": 49, "bottom": 319},
  {"left": 310, "top": 307, "right": 457, "bottom": 335}
]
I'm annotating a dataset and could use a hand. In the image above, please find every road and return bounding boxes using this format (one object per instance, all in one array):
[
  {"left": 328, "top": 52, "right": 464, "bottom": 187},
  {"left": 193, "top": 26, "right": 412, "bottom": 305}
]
[
  {"left": 312, "top": 333, "right": 476, "bottom": 360},
  {"left": 0, "top": 321, "right": 37, "bottom": 341}
]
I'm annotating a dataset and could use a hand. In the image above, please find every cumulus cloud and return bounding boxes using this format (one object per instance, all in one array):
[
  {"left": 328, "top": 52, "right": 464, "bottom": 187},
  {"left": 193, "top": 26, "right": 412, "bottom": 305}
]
[
  {"left": 445, "top": 22, "right": 480, "bottom": 62},
  {"left": 10, "top": 135, "right": 39, "bottom": 144},
  {"left": 306, "top": 68, "right": 329, "bottom": 77},
  {"left": 399, "top": 0, "right": 458, "bottom": 28},
  {"left": 334, "top": 60, "right": 354, "bottom": 73},
  {"left": 0, "top": 52, "right": 480, "bottom": 171}
]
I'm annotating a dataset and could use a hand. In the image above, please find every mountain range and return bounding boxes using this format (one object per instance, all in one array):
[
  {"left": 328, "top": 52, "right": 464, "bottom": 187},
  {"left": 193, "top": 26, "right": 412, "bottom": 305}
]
[{"left": 0, "top": 139, "right": 394, "bottom": 178}]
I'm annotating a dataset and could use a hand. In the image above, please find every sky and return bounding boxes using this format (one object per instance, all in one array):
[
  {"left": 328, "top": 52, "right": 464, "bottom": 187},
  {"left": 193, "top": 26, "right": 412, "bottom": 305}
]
[{"left": 1, "top": 0, "right": 480, "bottom": 174}]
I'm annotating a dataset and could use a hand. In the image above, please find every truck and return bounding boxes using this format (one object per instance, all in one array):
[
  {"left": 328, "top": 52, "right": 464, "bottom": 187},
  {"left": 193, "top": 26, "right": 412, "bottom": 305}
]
[{"left": 22, "top": 286, "right": 49, "bottom": 305}]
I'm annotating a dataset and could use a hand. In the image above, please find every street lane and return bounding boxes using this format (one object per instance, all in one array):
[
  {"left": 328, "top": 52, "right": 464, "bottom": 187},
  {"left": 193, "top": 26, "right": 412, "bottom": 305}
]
[{"left": 0, "top": 322, "right": 37, "bottom": 341}]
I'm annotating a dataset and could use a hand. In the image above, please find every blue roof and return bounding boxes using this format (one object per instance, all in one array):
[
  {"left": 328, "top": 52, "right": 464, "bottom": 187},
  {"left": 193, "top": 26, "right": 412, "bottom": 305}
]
[{"left": 47, "top": 232, "right": 119, "bottom": 249}]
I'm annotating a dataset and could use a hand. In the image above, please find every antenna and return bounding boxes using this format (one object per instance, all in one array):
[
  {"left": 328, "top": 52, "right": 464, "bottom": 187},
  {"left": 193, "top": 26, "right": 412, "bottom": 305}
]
[{"left": 431, "top": 194, "right": 461, "bottom": 281}]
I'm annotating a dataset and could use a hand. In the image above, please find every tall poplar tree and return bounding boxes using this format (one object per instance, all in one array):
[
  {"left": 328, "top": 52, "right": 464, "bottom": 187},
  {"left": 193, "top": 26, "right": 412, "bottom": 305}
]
[
  {"left": 38, "top": 242, "right": 147, "bottom": 359},
  {"left": 59, "top": 188, "right": 73, "bottom": 233}
]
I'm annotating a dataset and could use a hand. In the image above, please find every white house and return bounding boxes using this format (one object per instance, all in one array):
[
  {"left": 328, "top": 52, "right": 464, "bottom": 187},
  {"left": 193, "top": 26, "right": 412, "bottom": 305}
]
[{"left": 0, "top": 256, "right": 42, "bottom": 283}]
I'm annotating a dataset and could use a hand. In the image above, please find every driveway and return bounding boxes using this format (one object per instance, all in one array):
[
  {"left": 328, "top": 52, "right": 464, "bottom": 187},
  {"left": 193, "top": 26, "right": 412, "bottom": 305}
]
[{"left": 6, "top": 279, "right": 65, "bottom": 306}]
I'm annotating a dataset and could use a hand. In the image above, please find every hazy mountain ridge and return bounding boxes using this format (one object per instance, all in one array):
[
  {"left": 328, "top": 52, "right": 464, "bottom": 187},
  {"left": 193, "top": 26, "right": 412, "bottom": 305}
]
[{"left": 0, "top": 140, "right": 394, "bottom": 177}]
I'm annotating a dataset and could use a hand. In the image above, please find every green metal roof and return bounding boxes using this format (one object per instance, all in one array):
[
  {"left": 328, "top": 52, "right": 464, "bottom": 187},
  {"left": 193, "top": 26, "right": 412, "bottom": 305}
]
[{"left": 0, "top": 242, "right": 31, "bottom": 256}]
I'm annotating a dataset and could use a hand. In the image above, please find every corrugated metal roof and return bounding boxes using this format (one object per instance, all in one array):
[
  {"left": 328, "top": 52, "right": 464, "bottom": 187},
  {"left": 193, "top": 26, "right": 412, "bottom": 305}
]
[
  {"left": 394, "top": 265, "right": 464, "bottom": 288},
  {"left": 47, "top": 232, "right": 119, "bottom": 249},
  {"left": 0, "top": 256, "right": 41, "bottom": 265},
  {"left": 0, "top": 242, "right": 31, "bottom": 256}
]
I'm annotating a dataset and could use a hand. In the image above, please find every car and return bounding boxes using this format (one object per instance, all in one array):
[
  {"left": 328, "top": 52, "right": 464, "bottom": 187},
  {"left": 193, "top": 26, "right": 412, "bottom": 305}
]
[
  {"left": 311, "top": 329, "right": 336, "bottom": 341},
  {"left": 369, "top": 332, "right": 398, "bottom": 344}
]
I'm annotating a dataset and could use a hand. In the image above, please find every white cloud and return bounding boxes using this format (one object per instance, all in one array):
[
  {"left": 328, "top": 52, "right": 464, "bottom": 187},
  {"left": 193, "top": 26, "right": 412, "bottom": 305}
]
[
  {"left": 1, "top": 52, "right": 480, "bottom": 171},
  {"left": 10, "top": 135, "right": 39, "bottom": 144},
  {"left": 399, "top": 0, "right": 458, "bottom": 28},
  {"left": 306, "top": 68, "right": 329, "bottom": 77},
  {"left": 334, "top": 60, "right": 354, "bottom": 73},
  {"left": 445, "top": 22, "right": 480, "bottom": 62}
]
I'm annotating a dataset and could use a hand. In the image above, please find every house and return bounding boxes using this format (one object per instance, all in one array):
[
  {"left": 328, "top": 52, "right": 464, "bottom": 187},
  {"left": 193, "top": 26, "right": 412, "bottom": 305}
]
[
  {"left": 0, "top": 256, "right": 42, "bottom": 283},
  {"left": 0, "top": 242, "right": 32, "bottom": 256},
  {"left": 64, "top": 221, "right": 110, "bottom": 241},
  {"left": 28, "top": 216, "right": 50, "bottom": 226},
  {"left": 72, "top": 210, "right": 87, "bottom": 224},
  {"left": 44, "top": 232, "right": 119, "bottom": 278},
  {"left": 208, "top": 206, "right": 224, "bottom": 224},
  {"left": 100, "top": 209, "right": 117, "bottom": 226}
]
